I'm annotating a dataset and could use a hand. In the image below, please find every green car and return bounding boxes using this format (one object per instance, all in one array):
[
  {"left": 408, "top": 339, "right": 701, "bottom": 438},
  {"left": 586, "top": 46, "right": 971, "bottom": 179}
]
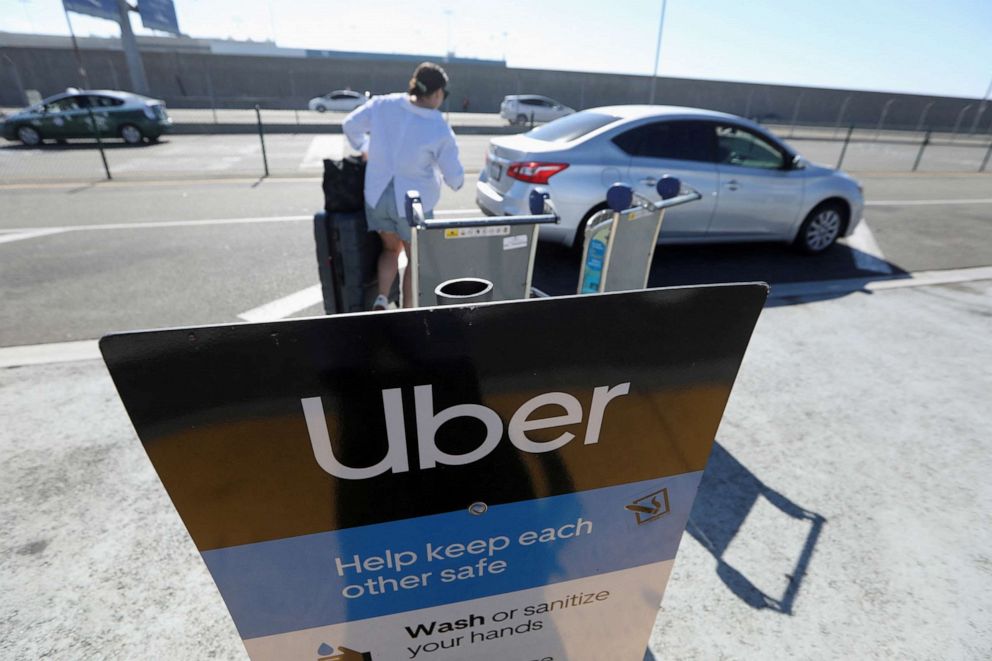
[{"left": 1, "top": 88, "right": 172, "bottom": 146}]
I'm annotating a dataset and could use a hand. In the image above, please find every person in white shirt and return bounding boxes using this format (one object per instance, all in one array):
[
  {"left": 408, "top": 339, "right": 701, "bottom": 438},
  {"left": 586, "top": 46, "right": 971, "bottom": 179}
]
[{"left": 343, "top": 62, "right": 465, "bottom": 310}]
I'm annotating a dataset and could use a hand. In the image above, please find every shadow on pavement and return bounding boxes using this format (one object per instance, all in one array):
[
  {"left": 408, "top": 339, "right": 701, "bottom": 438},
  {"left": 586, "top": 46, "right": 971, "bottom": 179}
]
[
  {"left": 686, "top": 443, "right": 826, "bottom": 614},
  {"left": 532, "top": 239, "right": 908, "bottom": 306}
]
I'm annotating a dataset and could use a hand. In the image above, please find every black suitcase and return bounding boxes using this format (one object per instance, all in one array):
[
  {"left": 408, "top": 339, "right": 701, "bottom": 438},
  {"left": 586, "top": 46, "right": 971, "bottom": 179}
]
[{"left": 313, "top": 210, "right": 381, "bottom": 314}]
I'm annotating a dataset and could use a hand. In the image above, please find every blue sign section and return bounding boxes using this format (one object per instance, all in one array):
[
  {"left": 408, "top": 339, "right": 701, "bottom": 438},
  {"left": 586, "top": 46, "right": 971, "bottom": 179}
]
[
  {"left": 63, "top": 0, "right": 118, "bottom": 21},
  {"left": 580, "top": 238, "right": 606, "bottom": 293},
  {"left": 138, "top": 0, "right": 180, "bottom": 33},
  {"left": 203, "top": 473, "right": 702, "bottom": 640}
]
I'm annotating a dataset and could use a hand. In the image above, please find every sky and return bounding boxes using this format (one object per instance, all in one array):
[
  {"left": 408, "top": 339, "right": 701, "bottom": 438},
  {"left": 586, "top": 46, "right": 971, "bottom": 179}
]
[{"left": 1, "top": 0, "right": 990, "bottom": 99}]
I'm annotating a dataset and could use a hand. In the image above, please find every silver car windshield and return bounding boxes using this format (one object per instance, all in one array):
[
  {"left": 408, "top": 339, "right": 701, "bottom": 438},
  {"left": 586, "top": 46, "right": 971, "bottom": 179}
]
[{"left": 527, "top": 112, "right": 620, "bottom": 142}]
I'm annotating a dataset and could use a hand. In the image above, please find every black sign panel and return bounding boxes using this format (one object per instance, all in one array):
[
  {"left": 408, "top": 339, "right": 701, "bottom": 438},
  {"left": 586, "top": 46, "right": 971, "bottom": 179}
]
[{"left": 101, "top": 285, "right": 766, "bottom": 659}]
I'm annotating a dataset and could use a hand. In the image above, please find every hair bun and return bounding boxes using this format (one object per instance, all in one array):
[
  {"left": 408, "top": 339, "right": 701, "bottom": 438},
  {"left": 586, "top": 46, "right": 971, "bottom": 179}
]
[{"left": 408, "top": 62, "right": 449, "bottom": 98}]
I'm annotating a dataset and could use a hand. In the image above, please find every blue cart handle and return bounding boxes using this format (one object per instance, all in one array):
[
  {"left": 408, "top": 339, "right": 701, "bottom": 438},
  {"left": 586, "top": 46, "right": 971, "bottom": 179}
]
[{"left": 606, "top": 176, "right": 703, "bottom": 216}]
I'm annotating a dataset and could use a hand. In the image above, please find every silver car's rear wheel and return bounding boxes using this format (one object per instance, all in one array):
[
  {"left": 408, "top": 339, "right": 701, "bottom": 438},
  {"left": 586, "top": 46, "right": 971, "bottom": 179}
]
[
  {"left": 796, "top": 203, "right": 844, "bottom": 254},
  {"left": 17, "top": 126, "right": 42, "bottom": 146}
]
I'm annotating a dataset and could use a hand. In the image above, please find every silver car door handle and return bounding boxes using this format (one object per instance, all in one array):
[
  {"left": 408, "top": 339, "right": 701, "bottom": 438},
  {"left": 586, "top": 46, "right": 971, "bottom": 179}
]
[
  {"left": 640, "top": 177, "right": 657, "bottom": 186},
  {"left": 724, "top": 179, "right": 740, "bottom": 191}
]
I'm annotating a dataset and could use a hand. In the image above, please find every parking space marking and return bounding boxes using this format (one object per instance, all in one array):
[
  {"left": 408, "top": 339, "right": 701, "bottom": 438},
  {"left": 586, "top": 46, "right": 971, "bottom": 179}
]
[
  {"left": 866, "top": 198, "right": 992, "bottom": 206},
  {"left": 844, "top": 222, "right": 893, "bottom": 274},
  {"left": 237, "top": 285, "right": 323, "bottom": 322},
  {"left": 0, "top": 228, "right": 68, "bottom": 245}
]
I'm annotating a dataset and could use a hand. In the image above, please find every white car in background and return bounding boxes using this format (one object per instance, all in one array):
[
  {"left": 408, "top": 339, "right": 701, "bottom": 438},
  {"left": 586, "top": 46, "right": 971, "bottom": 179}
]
[
  {"left": 308, "top": 90, "right": 370, "bottom": 113},
  {"left": 500, "top": 95, "right": 574, "bottom": 125},
  {"left": 477, "top": 105, "right": 865, "bottom": 254}
]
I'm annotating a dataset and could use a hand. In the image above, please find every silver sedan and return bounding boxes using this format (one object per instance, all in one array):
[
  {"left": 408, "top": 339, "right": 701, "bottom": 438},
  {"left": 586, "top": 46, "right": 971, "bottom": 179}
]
[
  {"left": 308, "top": 90, "right": 369, "bottom": 113},
  {"left": 476, "top": 106, "right": 864, "bottom": 253}
]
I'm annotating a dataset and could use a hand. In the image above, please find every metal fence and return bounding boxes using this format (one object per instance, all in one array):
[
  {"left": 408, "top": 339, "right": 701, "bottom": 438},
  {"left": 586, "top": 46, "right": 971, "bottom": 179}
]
[
  {"left": 1, "top": 106, "right": 990, "bottom": 186},
  {"left": 772, "top": 123, "right": 992, "bottom": 173}
]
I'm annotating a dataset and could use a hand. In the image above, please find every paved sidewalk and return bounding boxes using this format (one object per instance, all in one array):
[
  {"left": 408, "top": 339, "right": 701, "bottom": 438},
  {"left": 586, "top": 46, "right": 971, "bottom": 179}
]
[
  {"left": 651, "top": 278, "right": 991, "bottom": 660},
  {"left": 1, "top": 279, "right": 990, "bottom": 660}
]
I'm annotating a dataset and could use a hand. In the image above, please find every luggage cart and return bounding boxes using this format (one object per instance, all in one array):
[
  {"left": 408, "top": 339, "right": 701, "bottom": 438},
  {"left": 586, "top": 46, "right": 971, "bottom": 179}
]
[
  {"left": 404, "top": 188, "right": 559, "bottom": 307},
  {"left": 578, "top": 176, "right": 702, "bottom": 294}
]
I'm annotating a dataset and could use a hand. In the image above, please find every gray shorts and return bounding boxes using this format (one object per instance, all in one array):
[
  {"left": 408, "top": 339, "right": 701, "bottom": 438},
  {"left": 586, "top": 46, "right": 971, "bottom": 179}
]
[{"left": 365, "top": 180, "right": 431, "bottom": 243}]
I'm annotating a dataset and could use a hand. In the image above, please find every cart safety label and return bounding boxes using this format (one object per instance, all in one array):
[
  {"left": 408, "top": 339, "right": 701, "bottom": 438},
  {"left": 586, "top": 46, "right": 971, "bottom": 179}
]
[
  {"left": 502, "top": 235, "right": 528, "bottom": 251},
  {"left": 580, "top": 231, "right": 610, "bottom": 294},
  {"left": 100, "top": 285, "right": 767, "bottom": 661},
  {"left": 443, "top": 226, "right": 511, "bottom": 239}
]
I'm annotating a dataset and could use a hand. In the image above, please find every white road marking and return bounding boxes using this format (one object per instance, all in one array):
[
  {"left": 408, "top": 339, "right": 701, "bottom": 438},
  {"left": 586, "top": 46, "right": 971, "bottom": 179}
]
[
  {"left": 844, "top": 222, "right": 893, "bottom": 274},
  {"left": 0, "top": 228, "right": 68, "bottom": 244},
  {"left": 0, "top": 340, "right": 100, "bottom": 368},
  {"left": 2, "top": 210, "right": 484, "bottom": 235},
  {"left": 237, "top": 252, "right": 408, "bottom": 321},
  {"left": 299, "top": 135, "right": 344, "bottom": 169},
  {"left": 866, "top": 198, "right": 992, "bottom": 206},
  {"left": 237, "top": 284, "right": 323, "bottom": 322},
  {"left": 2, "top": 215, "right": 312, "bottom": 234}
]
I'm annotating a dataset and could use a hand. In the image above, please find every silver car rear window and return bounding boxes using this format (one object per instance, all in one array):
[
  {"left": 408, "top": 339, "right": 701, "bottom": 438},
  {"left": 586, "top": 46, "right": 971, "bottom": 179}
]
[{"left": 526, "top": 112, "right": 620, "bottom": 142}]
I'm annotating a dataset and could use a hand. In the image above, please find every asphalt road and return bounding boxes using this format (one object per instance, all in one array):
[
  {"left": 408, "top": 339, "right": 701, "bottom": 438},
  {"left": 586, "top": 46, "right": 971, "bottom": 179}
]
[{"left": 0, "top": 171, "right": 990, "bottom": 347}]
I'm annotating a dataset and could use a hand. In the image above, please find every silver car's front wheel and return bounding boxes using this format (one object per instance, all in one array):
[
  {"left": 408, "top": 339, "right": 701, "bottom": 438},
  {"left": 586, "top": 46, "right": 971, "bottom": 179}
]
[
  {"left": 796, "top": 204, "right": 844, "bottom": 254},
  {"left": 17, "top": 126, "right": 42, "bottom": 146}
]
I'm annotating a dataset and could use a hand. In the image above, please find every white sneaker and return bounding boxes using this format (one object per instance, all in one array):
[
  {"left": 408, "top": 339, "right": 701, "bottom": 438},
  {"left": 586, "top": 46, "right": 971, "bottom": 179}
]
[{"left": 372, "top": 294, "right": 390, "bottom": 311}]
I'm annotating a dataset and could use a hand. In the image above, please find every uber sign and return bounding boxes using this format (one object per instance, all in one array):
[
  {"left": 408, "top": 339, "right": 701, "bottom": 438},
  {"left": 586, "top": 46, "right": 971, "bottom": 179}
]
[
  {"left": 102, "top": 284, "right": 766, "bottom": 661},
  {"left": 302, "top": 382, "right": 630, "bottom": 479}
]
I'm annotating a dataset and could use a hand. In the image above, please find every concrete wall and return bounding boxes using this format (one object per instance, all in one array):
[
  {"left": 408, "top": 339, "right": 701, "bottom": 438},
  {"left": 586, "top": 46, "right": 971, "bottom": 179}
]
[{"left": 2, "top": 44, "right": 990, "bottom": 134}]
